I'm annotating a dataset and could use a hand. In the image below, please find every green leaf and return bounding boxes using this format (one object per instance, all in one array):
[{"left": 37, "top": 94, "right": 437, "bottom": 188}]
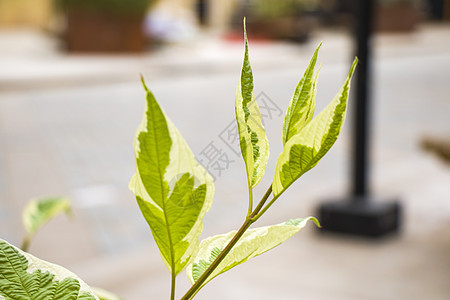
[
  {"left": 22, "top": 196, "right": 72, "bottom": 236},
  {"left": 235, "top": 19, "right": 269, "bottom": 188},
  {"left": 186, "top": 217, "right": 320, "bottom": 286},
  {"left": 129, "top": 78, "right": 214, "bottom": 276},
  {"left": 0, "top": 238, "right": 98, "bottom": 299},
  {"left": 91, "top": 287, "right": 123, "bottom": 300},
  {"left": 282, "top": 42, "right": 321, "bottom": 146},
  {"left": 273, "top": 58, "right": 358, "bottom": 196}
]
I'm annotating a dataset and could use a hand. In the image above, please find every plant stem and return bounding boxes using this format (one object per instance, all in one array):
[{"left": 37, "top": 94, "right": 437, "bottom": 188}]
[
  {"left": 180, "top": 184, "right": 273, "bottom": 300},
  {"left": 170, "top": 273, "right": 176, "bottom": 300},
  {"left": 250, "top": 185, "right": 272, "bottom": 218},
  {"left": 180, "top": 218, "right": 254, "bottom": 300},
  {"left": 20, "top": 235, "right": 31, "bottom": 252},
  {"left": 250, "top": 194, "right": 280, "bottom": 222},
  {"left": 247, "top": 184, "right": 253, "bottom": 217}
]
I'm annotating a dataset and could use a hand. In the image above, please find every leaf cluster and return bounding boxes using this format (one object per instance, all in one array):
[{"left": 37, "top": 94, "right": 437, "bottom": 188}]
[
  {"left": 0, "top": 20, "right": 357, "bottom": 300},
  {"left": 130, "top": 19, "right": 357, "bottom": 299}
]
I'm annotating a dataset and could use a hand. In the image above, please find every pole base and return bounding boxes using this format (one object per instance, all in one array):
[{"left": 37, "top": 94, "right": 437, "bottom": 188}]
[{"left": 317, "top": 198, "right": 401, "bottom": 237}]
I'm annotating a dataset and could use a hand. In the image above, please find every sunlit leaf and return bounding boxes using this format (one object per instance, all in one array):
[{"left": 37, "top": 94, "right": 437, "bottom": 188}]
[
  {"left": 282, "top": 43, "right": 321, "bottom": 145},
  {"left": 22, "top": 196, "right": 72, "bottom": 236},
  {"left": 273, "top": 58, "right": 358, "bottom": 196},
  {"left": 92, "top": 287, "right": 123, "bottom": 300},
  {"left": 129, "top": 78, "right": 214, "bottom": 276},
  {"left": 235, "top": 19, "right": 269, "bottom": 188},
  {"left": 0, "top": 238, "right": 98, "bottom": 299},
  {"left": 186, "top": 217, "right": 320, "bottom": 286}
]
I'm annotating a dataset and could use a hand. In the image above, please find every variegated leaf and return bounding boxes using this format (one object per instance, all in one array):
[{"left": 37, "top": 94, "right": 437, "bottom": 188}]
[
  {"left": 22, "top": 196, "right": 72, "bottom": 236},
  {"left": 91, "top": 287, "right": 123, "bottom": 300},
  {"left": 129, "top": 78, "right": 214, "bottom": 276},
  {"left": 273, "top": 58, "right": 358, "bottom": 196},
  {"left": 282, "top": 42, "right": 321, "bottom": 145},
  {"left": 0, "top": 238, "right": 98, "bottom": 299},
  {"left": 186, "top": 217, "right": 320, "bottom": 286},
  {"left": 235, "top": 20, "right": 269, "bottom": 188}
]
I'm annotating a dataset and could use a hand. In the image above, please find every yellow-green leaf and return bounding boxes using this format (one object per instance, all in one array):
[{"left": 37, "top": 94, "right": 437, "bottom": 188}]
[
  {"left": 92, "top": 287, "right": 123, "bottom": 300},
  {"left": 0, "top": 238, "right": 98, "bottom": 299},
  {"left": 22, "top": 196, "right": 72, "bottom": 236},
  {"left": 273, "top": 58, "right": 358, "bottom": 196},
  {"left": 282, "top": 42, "right": 321, "bottom": 145},
  {"left": 186, "top": 217, "right": 320, "bottom": 286},
  {"left": 235, "top": 19, "right": 269, "bottom": 188},
  {"left": 129, "top": 78, "right": 214, "bottom": 276}
]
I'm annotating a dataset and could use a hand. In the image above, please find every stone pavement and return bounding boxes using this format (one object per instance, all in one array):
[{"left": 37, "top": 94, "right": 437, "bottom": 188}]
[{"left": 0, "top": 24, "right": 450, "bottom": 299}]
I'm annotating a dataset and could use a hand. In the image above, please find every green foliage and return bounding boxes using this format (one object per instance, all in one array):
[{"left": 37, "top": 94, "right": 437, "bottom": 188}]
[
  {"left": 129, "top": 79, "right": 214, "bottom": 277},
  {"left": 235, "top": 20, "right": 269, "bottom": 189},
  {"left": 378, "top": 0, "right": 423, "bottom": 5},
  {"left": 22, "top": 196, "right": 72, "bottom": 237},
  {"left": 253, "top": 0, "right": 319, "bottom": 19},
  {"left": 21, "top": 196, "right": 72, "bottom": 251},
  {"left": 0, "top": 20, "right": 356, "bottom": 300},
  {"left": 129, "top": 21, "right": 356, "bottom": 299},
  {"left": 91, "top": 287, "right": 124, "bottom": 300},
  {"left": 0, "top": 238, "right": 98, "bottom": 299},
  {"left": 186, "top": 217, "right": 319, "bottom": 287},
  {"left": 55, "top": 0, "right": 154, "bottom": 16},
  {"left": 17, "top": 196, "right": 121, "bottom": 300},
  {"left": 282, "top": 43, "right": 321, "bottom": 146},
  {"left": 127, "top": 20, "right": 356, "bottom": 299},
  {"left": 273, "top": 57, "right": 358, "bottom": 196}
]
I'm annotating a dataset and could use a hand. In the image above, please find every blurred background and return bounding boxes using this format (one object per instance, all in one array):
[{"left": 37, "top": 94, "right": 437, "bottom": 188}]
[{"left": 1, "top": 0, "right": 450, "bottom": 299}]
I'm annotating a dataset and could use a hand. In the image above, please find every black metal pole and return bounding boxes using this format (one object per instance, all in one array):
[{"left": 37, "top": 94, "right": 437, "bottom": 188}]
[
  {"left": 316, "top": 0, "right": 401, "bottom": 237},
  {"left": 196, "top": 0, "right": 207, "bottom": 26},
  {"left": 353, "top": 0, "right": 374, "bottom": 197}
]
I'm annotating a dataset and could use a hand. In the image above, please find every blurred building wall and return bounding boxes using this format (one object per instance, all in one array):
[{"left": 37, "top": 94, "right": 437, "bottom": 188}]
[{"left": 0, "top": 0, "right": 53, "bottom": 28}]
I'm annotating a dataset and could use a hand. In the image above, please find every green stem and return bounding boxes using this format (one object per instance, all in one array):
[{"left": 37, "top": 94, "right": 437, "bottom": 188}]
[
  {"left": 250, "top": 185, "right": 272, "bottom": 218},
  {"left": 247, "top": 183, "right": 253, "bottom": 217},
  {"left": 250, "top": 194, "right": 280, "bottom": 222},
  {"left": 21, "top": 235, "right": 31, "bottom": 252},
  {"left": 170, "top": 273, "right": 176, "bottom": 300},
  {"left": 180, "top": 218, "right": 254, "bottom": 300},
  {"left": 180, "top": 184, "right": 273, "bottom": 300}
]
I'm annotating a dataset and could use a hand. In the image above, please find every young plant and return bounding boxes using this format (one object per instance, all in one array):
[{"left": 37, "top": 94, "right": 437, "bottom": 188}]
[
  {"left": 0, "top": 21, "right": 356, "bottom": 300},
  {"left": 129, "top": 21, "right": 357, "bottom": 299},
  {"left": 0, "top": 196, "right": 123, "bottom": 300},
  {"left": 0, "top": 197, "right": 100, "bottom": 299}
]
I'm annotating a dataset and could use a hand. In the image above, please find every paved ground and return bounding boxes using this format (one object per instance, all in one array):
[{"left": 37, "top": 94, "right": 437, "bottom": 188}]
[{"left": 0, "top": 24, "right": 450, "bottom": 299}]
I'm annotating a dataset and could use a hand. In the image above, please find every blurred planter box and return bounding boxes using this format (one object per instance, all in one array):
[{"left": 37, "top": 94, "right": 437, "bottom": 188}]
[
  {"left": 247, "top": 16, "right": 312, "bottom": 42},
  {"left": 375, "top": 2, "right": 420, "bottom": 32},
  {"left": 64, "top": 11, "right": 146, "bottom": 53},
  {"left": 57, "top": 0, "right": 153, "bottom": 52}
]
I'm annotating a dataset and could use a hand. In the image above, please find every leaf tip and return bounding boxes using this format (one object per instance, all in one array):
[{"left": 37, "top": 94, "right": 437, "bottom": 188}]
[
  {"left": 242, "top": 17, "right": 249, "bottom": 51},
  {"left": 350, "top": 57, "right": 358, "bottom": 73},
  {"left": 310, "top": 217, "right": 321, "bottom": 228},
  {"left": 343, "top": 57, "right": 358, "bottom": 86},
  {"left": 140, "top": 74, "right": 149, "bottom": 92},
  {"left": 313, "top": 41, "right": 322, "bottom": 56}
]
